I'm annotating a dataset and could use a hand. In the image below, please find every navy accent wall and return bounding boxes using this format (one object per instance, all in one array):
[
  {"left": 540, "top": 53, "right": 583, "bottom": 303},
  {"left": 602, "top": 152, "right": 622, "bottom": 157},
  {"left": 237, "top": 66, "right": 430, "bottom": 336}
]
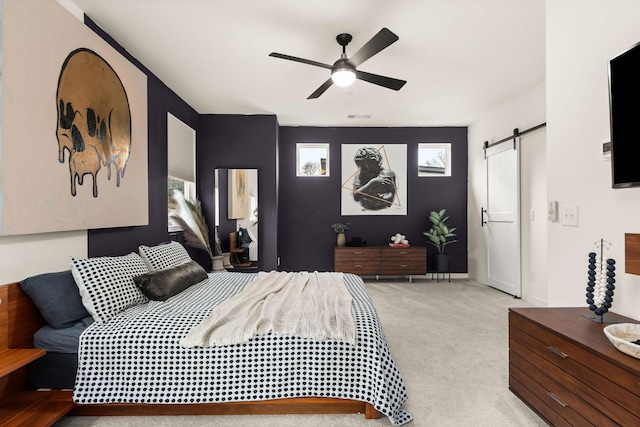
[
  {"left": 85, "top": 16, "right": 199, "bottom": 258},
  {"left": 278, "top": 127, "right": 468, "bottom": 273},
  {"left": 197, "top": 115, "right": 279, "bottom": 271}
]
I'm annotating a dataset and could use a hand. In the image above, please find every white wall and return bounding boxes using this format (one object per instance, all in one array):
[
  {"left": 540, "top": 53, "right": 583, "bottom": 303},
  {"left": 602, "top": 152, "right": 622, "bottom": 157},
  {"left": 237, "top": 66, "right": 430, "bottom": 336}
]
[
  {"left": 468, "top": 82, "right": 547, "bottom": 305},
  {"left": 0, "top": 230, "right": 87, "bottom": 283},
  {"left": 547, "top": 0, "right": 640, "bottom": 319}
]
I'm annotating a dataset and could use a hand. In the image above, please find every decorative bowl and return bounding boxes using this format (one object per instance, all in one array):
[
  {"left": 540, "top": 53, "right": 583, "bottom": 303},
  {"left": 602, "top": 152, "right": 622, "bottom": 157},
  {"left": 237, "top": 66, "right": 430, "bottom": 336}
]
[{"left": 603, "top": 323, "right": 640, "bottom": 359}]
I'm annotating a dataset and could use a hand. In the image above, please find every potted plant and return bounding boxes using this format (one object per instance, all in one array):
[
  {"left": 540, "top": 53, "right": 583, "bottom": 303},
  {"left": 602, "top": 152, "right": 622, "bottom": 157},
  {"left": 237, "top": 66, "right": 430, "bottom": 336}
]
[
  {"left": 331, "top": 222, "right": 351, "bottom": 246},
  {"left": 169, "top": 189, "right": 225, "bottom": 272},
  {"left": 423, "top": 209, "right": 457, "bottom": 272}
]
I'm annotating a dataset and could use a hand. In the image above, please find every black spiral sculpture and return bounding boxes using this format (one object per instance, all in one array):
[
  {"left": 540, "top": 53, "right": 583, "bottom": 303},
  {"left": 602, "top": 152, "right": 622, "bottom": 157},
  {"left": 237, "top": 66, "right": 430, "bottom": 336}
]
[{"left": 586, "top": 241, "right": 616, "bottom": 321}]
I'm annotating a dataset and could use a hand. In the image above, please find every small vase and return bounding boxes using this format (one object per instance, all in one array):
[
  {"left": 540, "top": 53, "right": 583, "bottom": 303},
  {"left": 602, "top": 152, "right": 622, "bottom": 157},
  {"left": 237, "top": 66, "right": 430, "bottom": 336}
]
[
  {"left": 211, "top": 255, "right": 225, "bottom": 272},
  {"left": 337, "top": 232, "right": 346, "bottom": 246}
]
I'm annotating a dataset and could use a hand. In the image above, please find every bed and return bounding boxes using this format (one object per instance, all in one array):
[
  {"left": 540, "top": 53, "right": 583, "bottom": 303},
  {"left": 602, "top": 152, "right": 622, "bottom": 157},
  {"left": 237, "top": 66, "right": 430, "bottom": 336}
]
[{"left": 4, "top": 242, "right": 412, "bottom": 425}]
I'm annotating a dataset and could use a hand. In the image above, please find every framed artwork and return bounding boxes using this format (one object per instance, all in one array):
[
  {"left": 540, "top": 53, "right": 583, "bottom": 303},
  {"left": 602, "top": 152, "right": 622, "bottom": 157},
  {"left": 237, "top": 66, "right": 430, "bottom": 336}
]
[
  {"left": 341, "top": 144, "right": 407, "bottom": 216},
  {"left": 296, "top": 143, "right": 329, "bottom": 177},
  {"left": 0, "top": 0, "right": 148, "bottom": 235},
  {"left": 228, "top": 169, "right": 249, "bottom": 219},
  {"left": 418, "top": 143, "right": 451, "bottom": 177}
]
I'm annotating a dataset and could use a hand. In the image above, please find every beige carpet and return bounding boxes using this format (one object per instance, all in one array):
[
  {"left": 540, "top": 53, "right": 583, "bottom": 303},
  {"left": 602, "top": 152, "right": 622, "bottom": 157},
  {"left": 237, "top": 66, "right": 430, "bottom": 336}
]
[{"left": 54, "top": 278, "right": 547, "bottom": 427}]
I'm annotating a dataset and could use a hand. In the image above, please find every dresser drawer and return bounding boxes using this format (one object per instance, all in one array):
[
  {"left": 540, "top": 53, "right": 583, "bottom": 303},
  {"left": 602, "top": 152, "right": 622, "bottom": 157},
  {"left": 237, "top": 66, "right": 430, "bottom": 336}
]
[
  {"left": 510, "top": 357, "right": 598, "bottom": 427},
  {"left": 511, "top": 339, "right": 626, "bottom": 426},
  {"left": 379, "top": 260, "right": 425, "bottom": 274},
  {"left": 334, "top": 261, "right": 379, "bottom": 275},
  {"left": 380, "top": 247, "right": 425, "bottom": 260},
  {"left": 510, "top": 315, "right": 640, "bottom": 402},
  {"left": 334, "top": 248, "right": 379, "bottom": 263}
]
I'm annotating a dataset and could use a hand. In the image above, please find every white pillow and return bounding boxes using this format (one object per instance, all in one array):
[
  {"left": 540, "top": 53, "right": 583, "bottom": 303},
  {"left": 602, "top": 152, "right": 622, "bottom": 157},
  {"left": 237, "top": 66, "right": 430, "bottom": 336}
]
[
  {"left": 71, "top": 253, "right": 149, "bottom": 324},
  {"left": 138, "top": 241, "right": 192, "bottom": 271}
]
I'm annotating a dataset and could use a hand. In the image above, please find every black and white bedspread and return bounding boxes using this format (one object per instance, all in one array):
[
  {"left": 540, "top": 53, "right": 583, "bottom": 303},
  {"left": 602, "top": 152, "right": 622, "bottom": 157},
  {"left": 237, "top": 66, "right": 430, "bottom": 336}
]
[{"left": 74, "top": 272, "right": 412, "bottom": 425}]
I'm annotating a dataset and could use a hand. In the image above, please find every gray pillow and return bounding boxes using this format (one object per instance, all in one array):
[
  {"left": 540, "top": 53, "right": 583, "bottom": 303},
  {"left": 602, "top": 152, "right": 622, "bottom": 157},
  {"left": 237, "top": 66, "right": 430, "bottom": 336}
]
[
  {"left": 20, "top": 270, "right": 90, "bottom": 329},
  {"left": 134, "top": 260, "right": 208, "bottom": 301}
]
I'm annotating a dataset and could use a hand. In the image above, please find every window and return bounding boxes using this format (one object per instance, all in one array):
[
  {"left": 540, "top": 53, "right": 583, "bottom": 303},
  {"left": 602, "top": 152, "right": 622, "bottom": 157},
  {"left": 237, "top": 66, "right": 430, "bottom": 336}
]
[
  {"left": 418, "top": 143, "right": 451, "bottom": 177},
  {"left": 297, "top": 143, "right": 329, "bottom": 177}
]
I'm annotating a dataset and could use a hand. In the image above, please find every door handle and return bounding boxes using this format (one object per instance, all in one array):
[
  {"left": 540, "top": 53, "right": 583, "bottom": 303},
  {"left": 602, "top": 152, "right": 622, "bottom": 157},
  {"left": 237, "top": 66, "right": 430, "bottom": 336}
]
[{"left": 481, "top": 207, "right": 488, "bottom": 227}]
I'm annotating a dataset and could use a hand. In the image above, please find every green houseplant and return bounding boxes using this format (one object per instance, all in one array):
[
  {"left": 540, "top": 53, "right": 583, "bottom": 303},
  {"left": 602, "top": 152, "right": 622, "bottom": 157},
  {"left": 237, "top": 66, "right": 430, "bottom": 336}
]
[
  {"left": 169, "top": 189, "right": 224, "bottom": 271},
  {"left": 423, "top": 209, "right": 457, "bottom": 272}
]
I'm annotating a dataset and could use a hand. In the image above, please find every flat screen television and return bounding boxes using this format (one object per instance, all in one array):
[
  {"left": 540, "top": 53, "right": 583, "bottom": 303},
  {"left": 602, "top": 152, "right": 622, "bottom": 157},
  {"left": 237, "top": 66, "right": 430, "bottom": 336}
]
[{"left": 609, "top": 41, "right": 640, "bottom": 188}]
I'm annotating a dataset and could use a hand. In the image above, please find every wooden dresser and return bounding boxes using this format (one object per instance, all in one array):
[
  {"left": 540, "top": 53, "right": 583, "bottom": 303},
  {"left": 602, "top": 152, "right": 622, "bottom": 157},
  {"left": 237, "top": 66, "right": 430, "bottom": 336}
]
[
  {"left": 509, "top": 307, "right": 640, "bottom": 426},
  {"left": 334, "top": 246, "right": 426, "bottom": 282}
]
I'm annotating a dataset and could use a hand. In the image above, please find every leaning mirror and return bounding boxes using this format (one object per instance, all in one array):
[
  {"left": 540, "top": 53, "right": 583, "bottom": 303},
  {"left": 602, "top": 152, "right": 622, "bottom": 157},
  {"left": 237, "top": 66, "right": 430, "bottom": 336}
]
[{"left": 215, "top": 168, "right": 258, "bottom": 270}]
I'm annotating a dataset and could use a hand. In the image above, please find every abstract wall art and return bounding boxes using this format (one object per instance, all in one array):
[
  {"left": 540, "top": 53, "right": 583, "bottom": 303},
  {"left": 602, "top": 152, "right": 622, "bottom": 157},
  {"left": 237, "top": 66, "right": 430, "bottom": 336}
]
[{"left": 1, "top": 0, "right": 148, "bottom": 235}]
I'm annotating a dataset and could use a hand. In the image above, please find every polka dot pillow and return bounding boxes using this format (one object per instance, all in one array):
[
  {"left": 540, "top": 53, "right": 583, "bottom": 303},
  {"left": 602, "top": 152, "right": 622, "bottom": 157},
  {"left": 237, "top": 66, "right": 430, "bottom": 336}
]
[
  {"left": 71, "top": 253, "right": 150, "bottom": 324},
  {"left": 138, "top": 241, "right": 192, "bottom": 271}
]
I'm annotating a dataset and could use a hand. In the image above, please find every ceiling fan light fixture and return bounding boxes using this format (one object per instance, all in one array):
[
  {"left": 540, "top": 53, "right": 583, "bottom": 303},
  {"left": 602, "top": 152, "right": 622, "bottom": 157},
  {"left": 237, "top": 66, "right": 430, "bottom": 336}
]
[
  {"left": 332, "top": 68, "right": 356, "bottom": 87},
  {"left": 331, "top": 59, "right": 356, "bottom": 87}
]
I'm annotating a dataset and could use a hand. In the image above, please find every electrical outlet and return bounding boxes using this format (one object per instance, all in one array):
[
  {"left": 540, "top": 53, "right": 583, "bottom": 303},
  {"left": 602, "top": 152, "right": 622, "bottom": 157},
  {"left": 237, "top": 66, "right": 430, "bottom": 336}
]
[
  {"left": 529, "top": 209, "right": 535, "bottom": 220},
  {"left": 560, "top": 205, "right": 579, "bottom": 227}
]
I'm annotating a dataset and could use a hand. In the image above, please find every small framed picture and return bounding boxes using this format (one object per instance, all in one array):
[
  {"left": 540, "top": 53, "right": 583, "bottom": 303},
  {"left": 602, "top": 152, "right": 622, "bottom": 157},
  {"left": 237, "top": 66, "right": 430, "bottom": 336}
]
[
  {"left": 296, "top": 143, "right": 329, "bottom": 177},
  {"left": 418, "top": 143, "right": 451, "bottom": 177}
]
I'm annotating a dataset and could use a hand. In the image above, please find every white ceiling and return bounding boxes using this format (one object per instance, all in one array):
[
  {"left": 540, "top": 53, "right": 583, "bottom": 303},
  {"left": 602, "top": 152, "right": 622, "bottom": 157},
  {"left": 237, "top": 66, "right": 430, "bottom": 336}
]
[{"left": 68, "top": 0, "right": 545, "bottom": 127}]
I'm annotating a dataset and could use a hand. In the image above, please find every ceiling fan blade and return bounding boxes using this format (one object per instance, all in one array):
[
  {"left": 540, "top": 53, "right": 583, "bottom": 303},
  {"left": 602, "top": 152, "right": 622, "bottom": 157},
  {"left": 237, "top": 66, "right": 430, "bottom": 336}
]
[
  {"left": 307, "top": 78, "right": 334, "bottom": 99},
  {"left": 269, "top": 52, "right": 332, "bottom": 70},
  {"left": 355, "top": 70, "right": 406, "bottom": 91},
  {"left": 348, "top": 28, "right": 399, "bottom": 68}
]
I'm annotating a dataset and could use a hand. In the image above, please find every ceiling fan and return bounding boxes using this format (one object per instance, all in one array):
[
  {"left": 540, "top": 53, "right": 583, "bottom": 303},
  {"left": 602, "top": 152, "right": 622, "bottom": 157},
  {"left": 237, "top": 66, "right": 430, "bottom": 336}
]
[{"left": 269, "top": 28, "right": 407, "bottom": 99}]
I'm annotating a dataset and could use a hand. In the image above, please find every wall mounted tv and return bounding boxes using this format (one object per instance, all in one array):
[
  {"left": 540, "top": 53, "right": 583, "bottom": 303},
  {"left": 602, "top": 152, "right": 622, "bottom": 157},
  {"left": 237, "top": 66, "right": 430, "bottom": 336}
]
[{"left": 609, "top": 41, "right": 640, "bottom": 188}]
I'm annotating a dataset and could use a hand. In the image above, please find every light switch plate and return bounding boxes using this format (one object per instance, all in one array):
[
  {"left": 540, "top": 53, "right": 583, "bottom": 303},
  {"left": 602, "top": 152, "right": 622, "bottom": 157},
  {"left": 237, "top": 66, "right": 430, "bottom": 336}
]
[{"left": 560, "top": 205, "right": 579, "bottom": 227}]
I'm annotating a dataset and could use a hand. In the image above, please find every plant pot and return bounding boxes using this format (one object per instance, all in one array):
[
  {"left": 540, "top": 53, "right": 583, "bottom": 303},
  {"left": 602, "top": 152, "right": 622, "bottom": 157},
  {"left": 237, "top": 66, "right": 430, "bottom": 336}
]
[
  {"left": 211, "top": 255, "right": 225, "bottom": 272},
  {"left": 434, "top": 253, "right": 449, "bottom": 272},
  {"left": 337, "top": 232, "right": 346, "bottom": 246}
]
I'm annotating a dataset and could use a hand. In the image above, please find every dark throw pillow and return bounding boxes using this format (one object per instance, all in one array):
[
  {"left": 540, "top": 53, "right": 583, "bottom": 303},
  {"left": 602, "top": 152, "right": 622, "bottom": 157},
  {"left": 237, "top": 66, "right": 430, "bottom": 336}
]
[
  {"left": 134, "top": 260, "right": 208, "bottom": 301},
  {"left": 20, "top": 270, "right": 90, "bottom": 329}
]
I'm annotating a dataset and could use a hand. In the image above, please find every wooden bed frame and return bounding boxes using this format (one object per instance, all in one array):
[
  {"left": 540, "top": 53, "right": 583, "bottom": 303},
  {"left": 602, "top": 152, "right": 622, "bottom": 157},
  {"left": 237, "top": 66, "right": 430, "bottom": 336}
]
[{"left": 0, "top": 281, "right": 379, "bottom": 421}]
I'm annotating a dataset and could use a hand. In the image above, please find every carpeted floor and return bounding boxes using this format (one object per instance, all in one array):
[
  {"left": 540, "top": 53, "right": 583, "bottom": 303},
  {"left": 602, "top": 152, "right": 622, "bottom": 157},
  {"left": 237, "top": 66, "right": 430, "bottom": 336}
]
[{"left": 54, "top": 278, "right": 547, "bottom": 427}]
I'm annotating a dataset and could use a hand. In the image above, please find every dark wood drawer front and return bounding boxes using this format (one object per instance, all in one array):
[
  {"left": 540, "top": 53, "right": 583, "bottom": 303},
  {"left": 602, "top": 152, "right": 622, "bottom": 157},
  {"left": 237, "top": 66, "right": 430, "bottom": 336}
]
[
  {"left": 510, "top": 374, "right": 576, "bottom": 427},
  {"left": 380, "top": 247, "right": 426, "bottom": 259},
  {"left": 334, "top": 248, "right": 379, "bottom": 263},
  {"left": 379, "top": 261, "right": 425, "bottom": 274},
  {"left": 511, "top": 339, "right": 630, "bottom": 426},
  {"left": 510, "top": 360, "right": 598, "bottom": 427},
  {"left": 334, "top": 261, "right": 379, "bottom": 275},
  {"left": 510, "top": 319, "right": 640, "bottom": 408}
]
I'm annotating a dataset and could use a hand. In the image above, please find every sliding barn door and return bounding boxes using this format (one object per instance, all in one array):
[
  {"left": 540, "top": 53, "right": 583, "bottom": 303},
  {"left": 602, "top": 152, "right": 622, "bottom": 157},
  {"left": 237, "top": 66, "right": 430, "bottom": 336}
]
[{"left": 484, "top": 137, "right": 521, "bottom": 297}]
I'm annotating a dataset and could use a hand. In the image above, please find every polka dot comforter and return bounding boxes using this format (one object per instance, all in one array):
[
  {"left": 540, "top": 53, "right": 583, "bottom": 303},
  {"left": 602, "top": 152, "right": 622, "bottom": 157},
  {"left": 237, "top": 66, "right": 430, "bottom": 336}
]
[{"left": 73, "top": 272, "right": 412, "bottom": 425}]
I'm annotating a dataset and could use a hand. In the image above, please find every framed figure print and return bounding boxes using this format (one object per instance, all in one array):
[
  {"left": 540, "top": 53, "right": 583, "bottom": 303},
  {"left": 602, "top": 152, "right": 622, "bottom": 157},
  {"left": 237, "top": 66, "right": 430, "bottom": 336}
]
[{"left": 341, "top": 144, "right": 407, "bottom": 216}]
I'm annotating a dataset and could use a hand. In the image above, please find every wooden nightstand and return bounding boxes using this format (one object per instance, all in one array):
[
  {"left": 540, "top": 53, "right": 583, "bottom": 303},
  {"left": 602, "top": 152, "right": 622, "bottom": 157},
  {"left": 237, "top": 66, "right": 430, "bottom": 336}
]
[{"left": 0, "top": 286, "right": 75, "bottom": 426}]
